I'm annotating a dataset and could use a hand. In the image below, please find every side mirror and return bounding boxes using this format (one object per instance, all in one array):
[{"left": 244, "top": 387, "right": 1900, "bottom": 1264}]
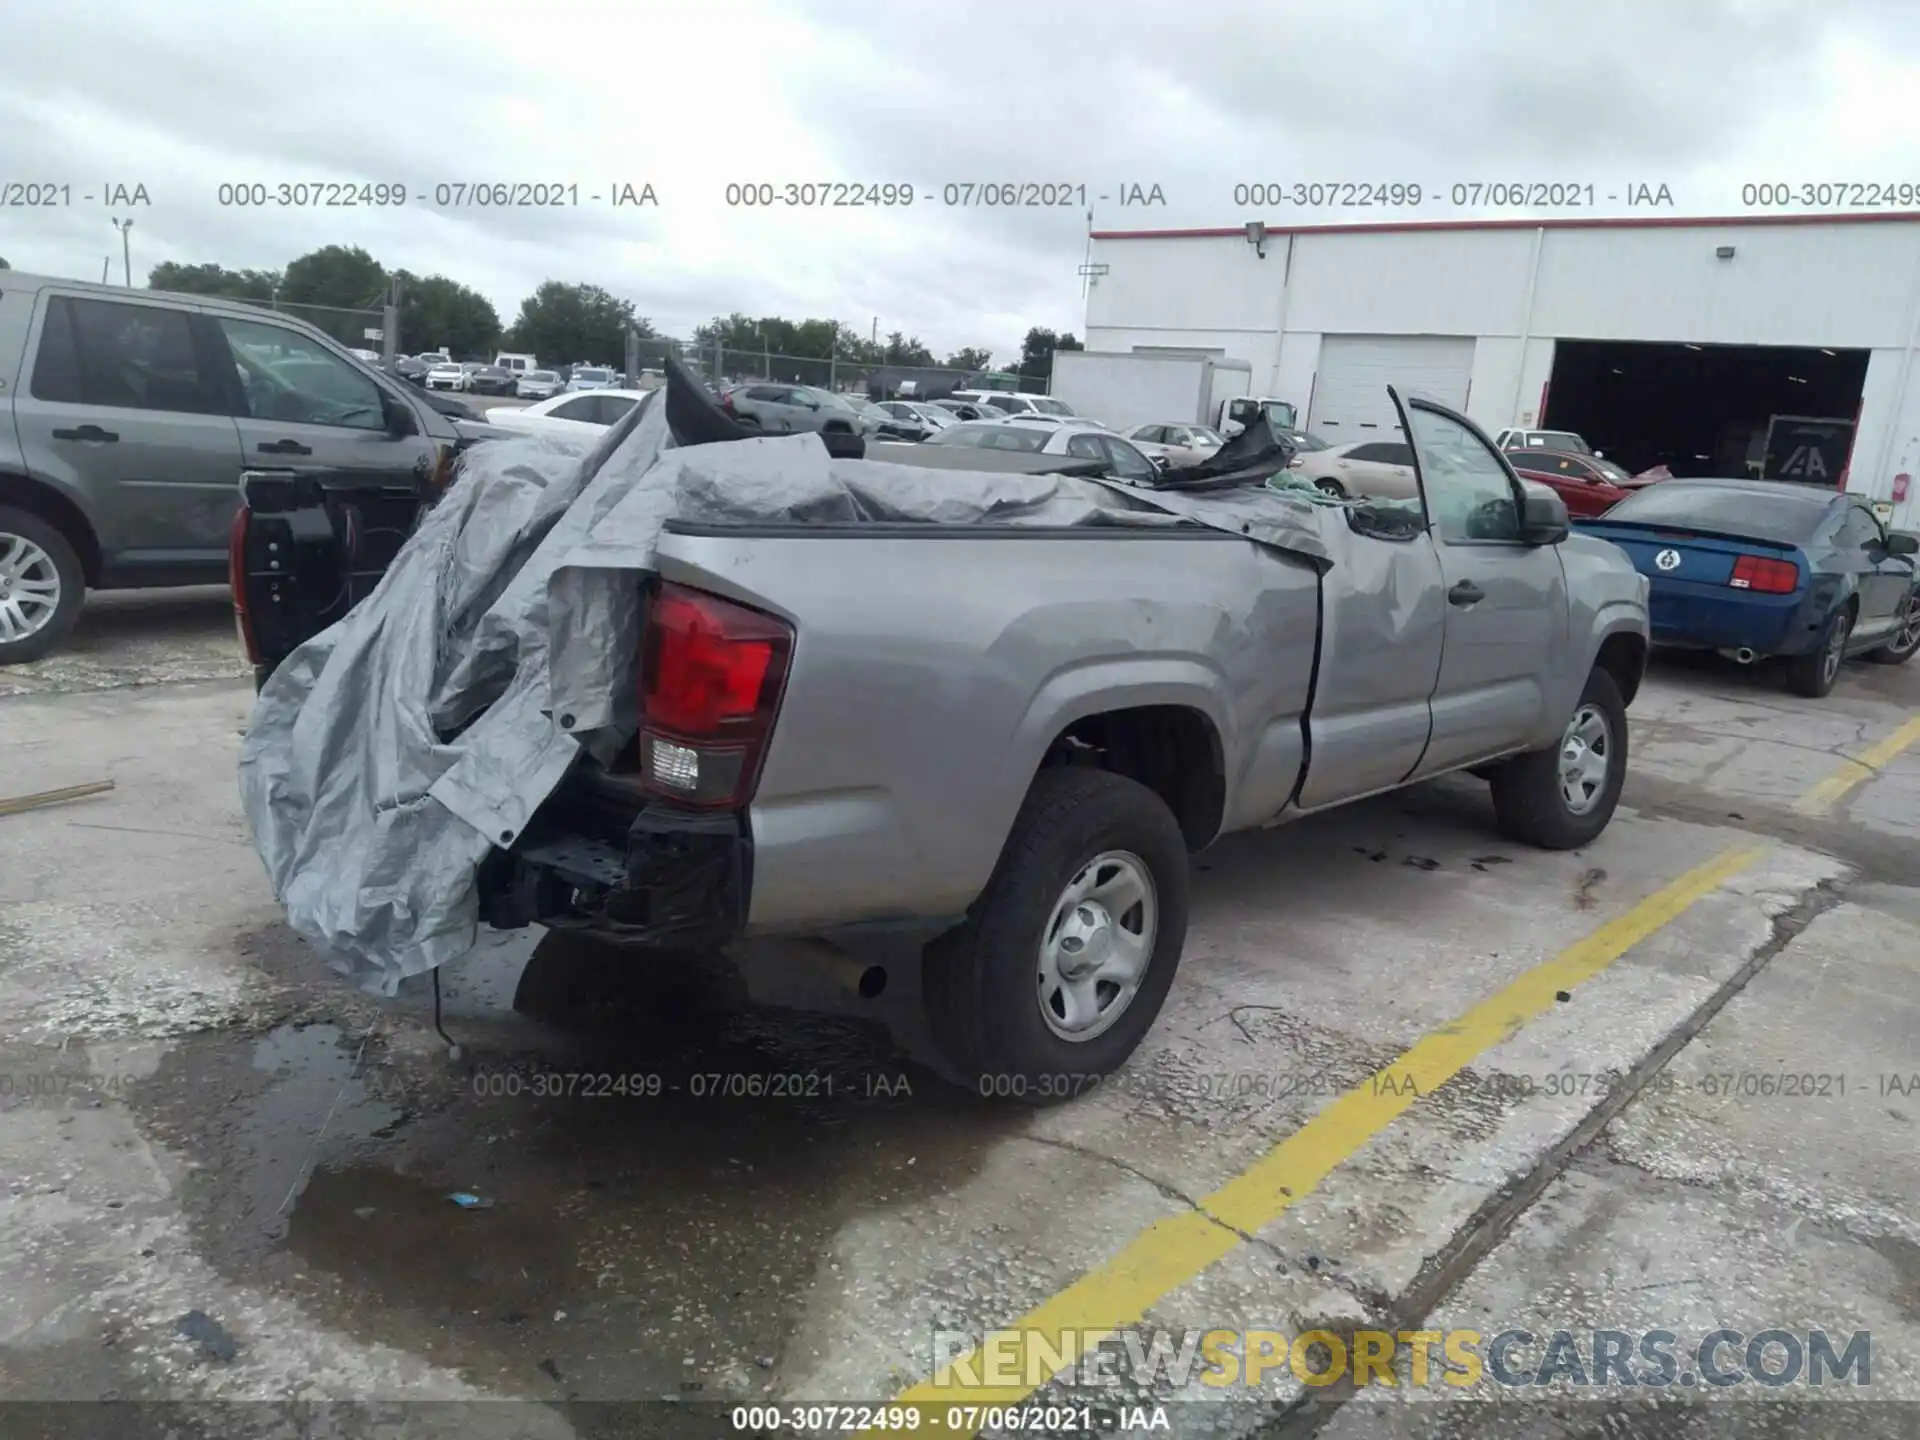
[
  {"left": 1520, "top": 487, "right": 1570, "bottom": 545},
  {"left": 384, "top": 395, "right": 418, "bottom": 437},
  {"left": 1886, "top": 532, "right": 1919, "bottom": 556}
]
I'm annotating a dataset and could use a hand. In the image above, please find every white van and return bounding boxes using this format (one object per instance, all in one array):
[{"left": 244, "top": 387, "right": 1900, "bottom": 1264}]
[{"left": 494, "top": 351, "right": 537, "bottom": 375}]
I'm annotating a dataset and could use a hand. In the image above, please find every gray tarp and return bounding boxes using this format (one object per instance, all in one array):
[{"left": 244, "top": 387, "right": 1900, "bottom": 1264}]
[{"left": 239, "top": 393, "right": 1340, "bottom": 993}]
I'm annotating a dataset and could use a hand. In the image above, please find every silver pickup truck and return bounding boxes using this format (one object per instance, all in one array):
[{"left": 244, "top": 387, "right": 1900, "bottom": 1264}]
[{"left": 235, "top": 374, "right": 1650, "bottom": 1094}]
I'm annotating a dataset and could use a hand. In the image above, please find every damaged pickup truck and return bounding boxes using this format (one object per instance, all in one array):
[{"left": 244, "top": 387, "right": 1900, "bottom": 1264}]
[{"left": 234, "top": 360, "right": 1650, "bottom": 1094}]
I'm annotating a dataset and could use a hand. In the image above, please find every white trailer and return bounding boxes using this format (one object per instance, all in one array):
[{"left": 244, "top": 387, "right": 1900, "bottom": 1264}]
[{"left": 1049, "top": 350, "right": 1254, "bottom": 434}]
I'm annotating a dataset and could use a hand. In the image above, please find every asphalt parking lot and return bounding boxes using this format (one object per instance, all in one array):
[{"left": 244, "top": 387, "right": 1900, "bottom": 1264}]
[{"left": 2, "top": 586, "right": 1917, "bottom": 1438}]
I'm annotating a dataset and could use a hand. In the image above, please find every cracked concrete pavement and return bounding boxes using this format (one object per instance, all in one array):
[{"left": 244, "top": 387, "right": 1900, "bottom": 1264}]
[{"left": 0, "top": 587, "right": 1915, "bottom": 1438}]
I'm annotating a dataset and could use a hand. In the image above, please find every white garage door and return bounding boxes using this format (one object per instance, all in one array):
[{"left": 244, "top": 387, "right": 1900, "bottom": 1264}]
[{"left": 1308, "top": 335, "right": 1475, "bottom": 442}]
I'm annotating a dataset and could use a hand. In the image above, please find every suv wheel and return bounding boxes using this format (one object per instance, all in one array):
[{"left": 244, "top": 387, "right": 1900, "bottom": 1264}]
[
  {"left": 1487, "top": 666, "right": 1629, "bottom": 849},
  {"left": 0, "top": 506, "right": 85, "bottom": 665},
  {"left": 922, "top": 767, "right": 1190, "bottom": 1103}
]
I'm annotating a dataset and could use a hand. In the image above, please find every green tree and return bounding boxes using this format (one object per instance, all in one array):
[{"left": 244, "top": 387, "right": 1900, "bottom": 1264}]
[
  {"left": 394, "top": 272, "right": 500, "bottom": 358},
  {"left": 0, "top": 256, "right": 9, "bottom": 271},
  {"left": 946, "top": 346, "right": 992, "bottom": 371},
  {"left": 148, "top": 261, "right": 281, "bottom": 304},
  {"left": 881, "top": 331, "right": 936, "bottom": 366},
  {"left": 507, "top": 282, "right": 650, "bottom": 368},
  {"left": 1011, "top": 327, "right": 1083, "bottom": 388},
  {"left": 280, "top": 245, "right": 387, "bottom": 310},
  {"left": 694, "top": 313, "right": 855, "bottom": 384}
]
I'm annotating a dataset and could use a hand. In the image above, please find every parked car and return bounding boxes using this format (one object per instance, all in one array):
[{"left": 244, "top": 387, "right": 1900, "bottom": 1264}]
[
  {"left": 1286, "top": 439, "right": 1420, "bottom": 499},
  {"left": 1576, "top": 478, "right": 1920, "bottom": 696},
  {"left": 1495, "top": 427, "right": 1595, "bottom": 456},
  {"left": 858, "top": 402, "right": 932, "bottom": 441},
  {"left": 924, "top": 420, "right": 1163, "bottom": 485},
  {"left": 721, "top": 383, "right": 879, "bottom": 438},
  {"left": 876, "top": 400, "right": 956, "bottom": 433},
  {"left": 515, "top": 369, "right": 563, "bottom": 400},
  {"left": 464, "top": 364, "right": 517, "bottom": 397},
  {"left": 931, "top": 398, "right": 1006, "bottom": 423},
  {"left": 565, "top": 365, "right": 619, "bottom": 393},
  {"left": 425, "top": 358, "right": 467, "bottom": 391},
  {"left": 230, "top": 371, "right": 1650, "bottom": 1091},
  {"left": 1507, "top": 449, "right": 1645, "bottom": 517},
  {"left": 493, "top": 351, "right": 537, "bottom": 377},
  {"left": 482, "top": 389, "right": 649, "bottom": 439},
  {"left": 1272, "top": 426, "right": 1332, "bottom": 455},
  {"left": 0, "top": 270, "right": 496, "bottom": 663},
  {"left": 1126, "top": 422, "right": 1226, "bottom": 467},
  {"left": 347, "top": 348, "right": 381, "bottom": 364},
  {"left": 952, "top": 390, "right": 1077, "bottom": 419}
]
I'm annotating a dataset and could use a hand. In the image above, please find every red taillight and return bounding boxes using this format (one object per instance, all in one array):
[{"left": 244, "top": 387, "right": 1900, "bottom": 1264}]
[
  {"left": 637, "top": 582, "right": 792, "bottom": 809},
  {"left": 229, "top": 507, "right": 262, "bottom": 665},
  {"left": 1728, "top": 555, "right": 1799, "bottom": 594}
]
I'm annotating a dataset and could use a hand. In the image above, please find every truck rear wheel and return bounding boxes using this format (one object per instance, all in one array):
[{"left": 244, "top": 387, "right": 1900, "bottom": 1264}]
[
  {"left": 0, "top": 506, "right": 85, "bottom": 666},
  {"left": 1487, "top": 666, "right": 1628, "bottom": 850},
  {"left": 923, "top": 768, "right": 1190, "bottom": 1104}
]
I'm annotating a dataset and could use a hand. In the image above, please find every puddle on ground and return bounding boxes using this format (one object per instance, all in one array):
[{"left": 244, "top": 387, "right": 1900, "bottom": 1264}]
[{"left": 131, "top": 931, "right": 1026, "bottom": 1399}]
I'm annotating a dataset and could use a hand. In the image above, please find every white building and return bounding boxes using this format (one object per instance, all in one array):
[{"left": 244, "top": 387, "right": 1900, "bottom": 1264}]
[{"left": 1082, "top": 213, "right": 1920, "bottom": 529}]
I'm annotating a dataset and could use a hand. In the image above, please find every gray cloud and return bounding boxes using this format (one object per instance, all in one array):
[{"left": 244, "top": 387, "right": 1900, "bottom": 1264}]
[{"left": 4, "top": 0, "right": 1917, "bottom": 359}]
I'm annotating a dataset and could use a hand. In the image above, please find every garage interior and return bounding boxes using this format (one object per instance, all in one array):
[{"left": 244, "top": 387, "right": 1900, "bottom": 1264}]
[{"left": 1541, "top": 340, "right": 1870, "bottom": 481}]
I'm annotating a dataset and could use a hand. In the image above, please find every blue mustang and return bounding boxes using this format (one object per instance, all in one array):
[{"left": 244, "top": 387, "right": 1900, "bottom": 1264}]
[{"left": 1576, "top": 478, "right": 1920, "bottom": 698}]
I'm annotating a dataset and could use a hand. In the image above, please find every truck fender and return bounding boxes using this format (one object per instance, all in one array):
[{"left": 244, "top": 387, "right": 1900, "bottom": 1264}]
[{"left": 994, "top": 659, "right": 1233, "bottom": 851}]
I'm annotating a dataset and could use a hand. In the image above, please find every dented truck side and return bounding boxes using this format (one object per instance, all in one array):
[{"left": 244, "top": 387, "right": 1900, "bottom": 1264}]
[{"left": 234, "top": 373, "right": 1649, "bottom": 1094}]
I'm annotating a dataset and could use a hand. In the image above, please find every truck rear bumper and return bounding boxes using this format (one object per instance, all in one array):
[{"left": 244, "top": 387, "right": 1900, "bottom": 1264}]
[{"left": 478, "top": 768, "right": 751, "bottom": 947}]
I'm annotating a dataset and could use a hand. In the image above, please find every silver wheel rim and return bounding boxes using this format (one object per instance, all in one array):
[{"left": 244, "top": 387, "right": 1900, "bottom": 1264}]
[
  {"left": 1822, "top": 612, "right": 1851, "bottom": 684},
  {"left": 1893, "top": 598, "right": 1920, "bottom": 655},
  {"left": 1559, "top": 703, "right": 1612, "bottom": 816},
  {"left": 0, "top": 533, "right": 62, "bottom": 644},
  {"left": 1036, "top": 850, "right": 1157, "bottom": 1042}
]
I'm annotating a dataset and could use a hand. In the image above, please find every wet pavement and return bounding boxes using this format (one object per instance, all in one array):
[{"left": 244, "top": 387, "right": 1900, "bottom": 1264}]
[{"left": 1, "top": 591, "right": 1917, "bottom": 1437}]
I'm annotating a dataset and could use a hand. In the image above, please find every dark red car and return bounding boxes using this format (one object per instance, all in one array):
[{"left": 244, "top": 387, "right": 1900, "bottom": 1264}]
[{"left": 1506, "top": 448, "right": 1653, "bottom": 517}]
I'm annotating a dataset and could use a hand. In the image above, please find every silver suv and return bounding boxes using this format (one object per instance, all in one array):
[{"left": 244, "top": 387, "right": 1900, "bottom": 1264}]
[
  {"left": 721, "top": 383, "right": 879, "bottom": 438},
  {"left": 0, "top": 271, "right": 474, "bottom": 663}
]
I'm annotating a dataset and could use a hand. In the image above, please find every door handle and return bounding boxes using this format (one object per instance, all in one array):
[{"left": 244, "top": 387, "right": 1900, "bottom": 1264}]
[
  {"left": 257, "top": 439, "right": 313, "bottom": 456},
  {"left": 1448, "top": 580, "right": 1485, "bottom": 607},
  {"left": 51, "top": 424, "right": 118, "bottom": 443}
]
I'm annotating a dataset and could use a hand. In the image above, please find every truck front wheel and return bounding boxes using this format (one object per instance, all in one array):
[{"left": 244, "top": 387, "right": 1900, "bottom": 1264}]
[
  {"left": 1487, "top": 666, "right": 1629, "bottom": 850},
  {"left": 923, "top": 768, "right": 1190, "bottom": 1103}
]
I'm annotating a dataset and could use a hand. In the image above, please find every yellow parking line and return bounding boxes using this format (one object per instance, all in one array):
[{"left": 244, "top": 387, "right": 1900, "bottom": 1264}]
[
  {"left": 1792, "top": 714, "right": 1920, "bottom": 816},
  {"left": 877, "top": 843, "right": 1767, "bottom": 1429}
]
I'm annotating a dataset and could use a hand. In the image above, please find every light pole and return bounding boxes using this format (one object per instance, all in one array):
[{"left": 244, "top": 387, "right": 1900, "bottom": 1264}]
[
  {"left": 753, "top": 325, "right": 770, "bottom": 380},
  {"left": 110, "top": 218, "right": 133, "bottom": 286}
]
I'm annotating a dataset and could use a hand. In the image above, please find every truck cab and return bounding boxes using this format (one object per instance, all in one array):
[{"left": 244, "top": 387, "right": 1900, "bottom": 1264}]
[{"left": 1220, "top": 396, "right": 1299, "bottom": 437}]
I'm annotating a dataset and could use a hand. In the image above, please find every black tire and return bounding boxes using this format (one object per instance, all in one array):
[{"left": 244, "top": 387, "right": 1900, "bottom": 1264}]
[
  {"left": 1784, "top": 603, "right": 1853, "bottom": 697},
  {"left": 923, "top": 767, "right": 1190, "bottom": 1103},
  {"left": 1487, "top": 666, "right": 1629, "bottom": 850},
  {"left": 1865, "top": 590, "right": 1920, "bottom": 665},
  {"left": 1313, "top": 478, "right": 1347, "bottom": 498},
  {"left": 0, "top": 506, "right": 85, "bottom": 665}
]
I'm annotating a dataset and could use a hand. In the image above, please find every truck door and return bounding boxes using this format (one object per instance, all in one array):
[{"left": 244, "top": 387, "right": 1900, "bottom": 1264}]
[
  {"left": 1392, "top": 389, "right": 1568, "bottom": 777},
  {"left": 1291, "top": 501, "right": 1446, "bottom": 812}
]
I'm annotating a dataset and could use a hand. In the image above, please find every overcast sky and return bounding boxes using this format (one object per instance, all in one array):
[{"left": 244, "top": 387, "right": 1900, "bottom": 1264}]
[{"left": 4, "top": 0, "right": 1920, "bottom": 361}]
